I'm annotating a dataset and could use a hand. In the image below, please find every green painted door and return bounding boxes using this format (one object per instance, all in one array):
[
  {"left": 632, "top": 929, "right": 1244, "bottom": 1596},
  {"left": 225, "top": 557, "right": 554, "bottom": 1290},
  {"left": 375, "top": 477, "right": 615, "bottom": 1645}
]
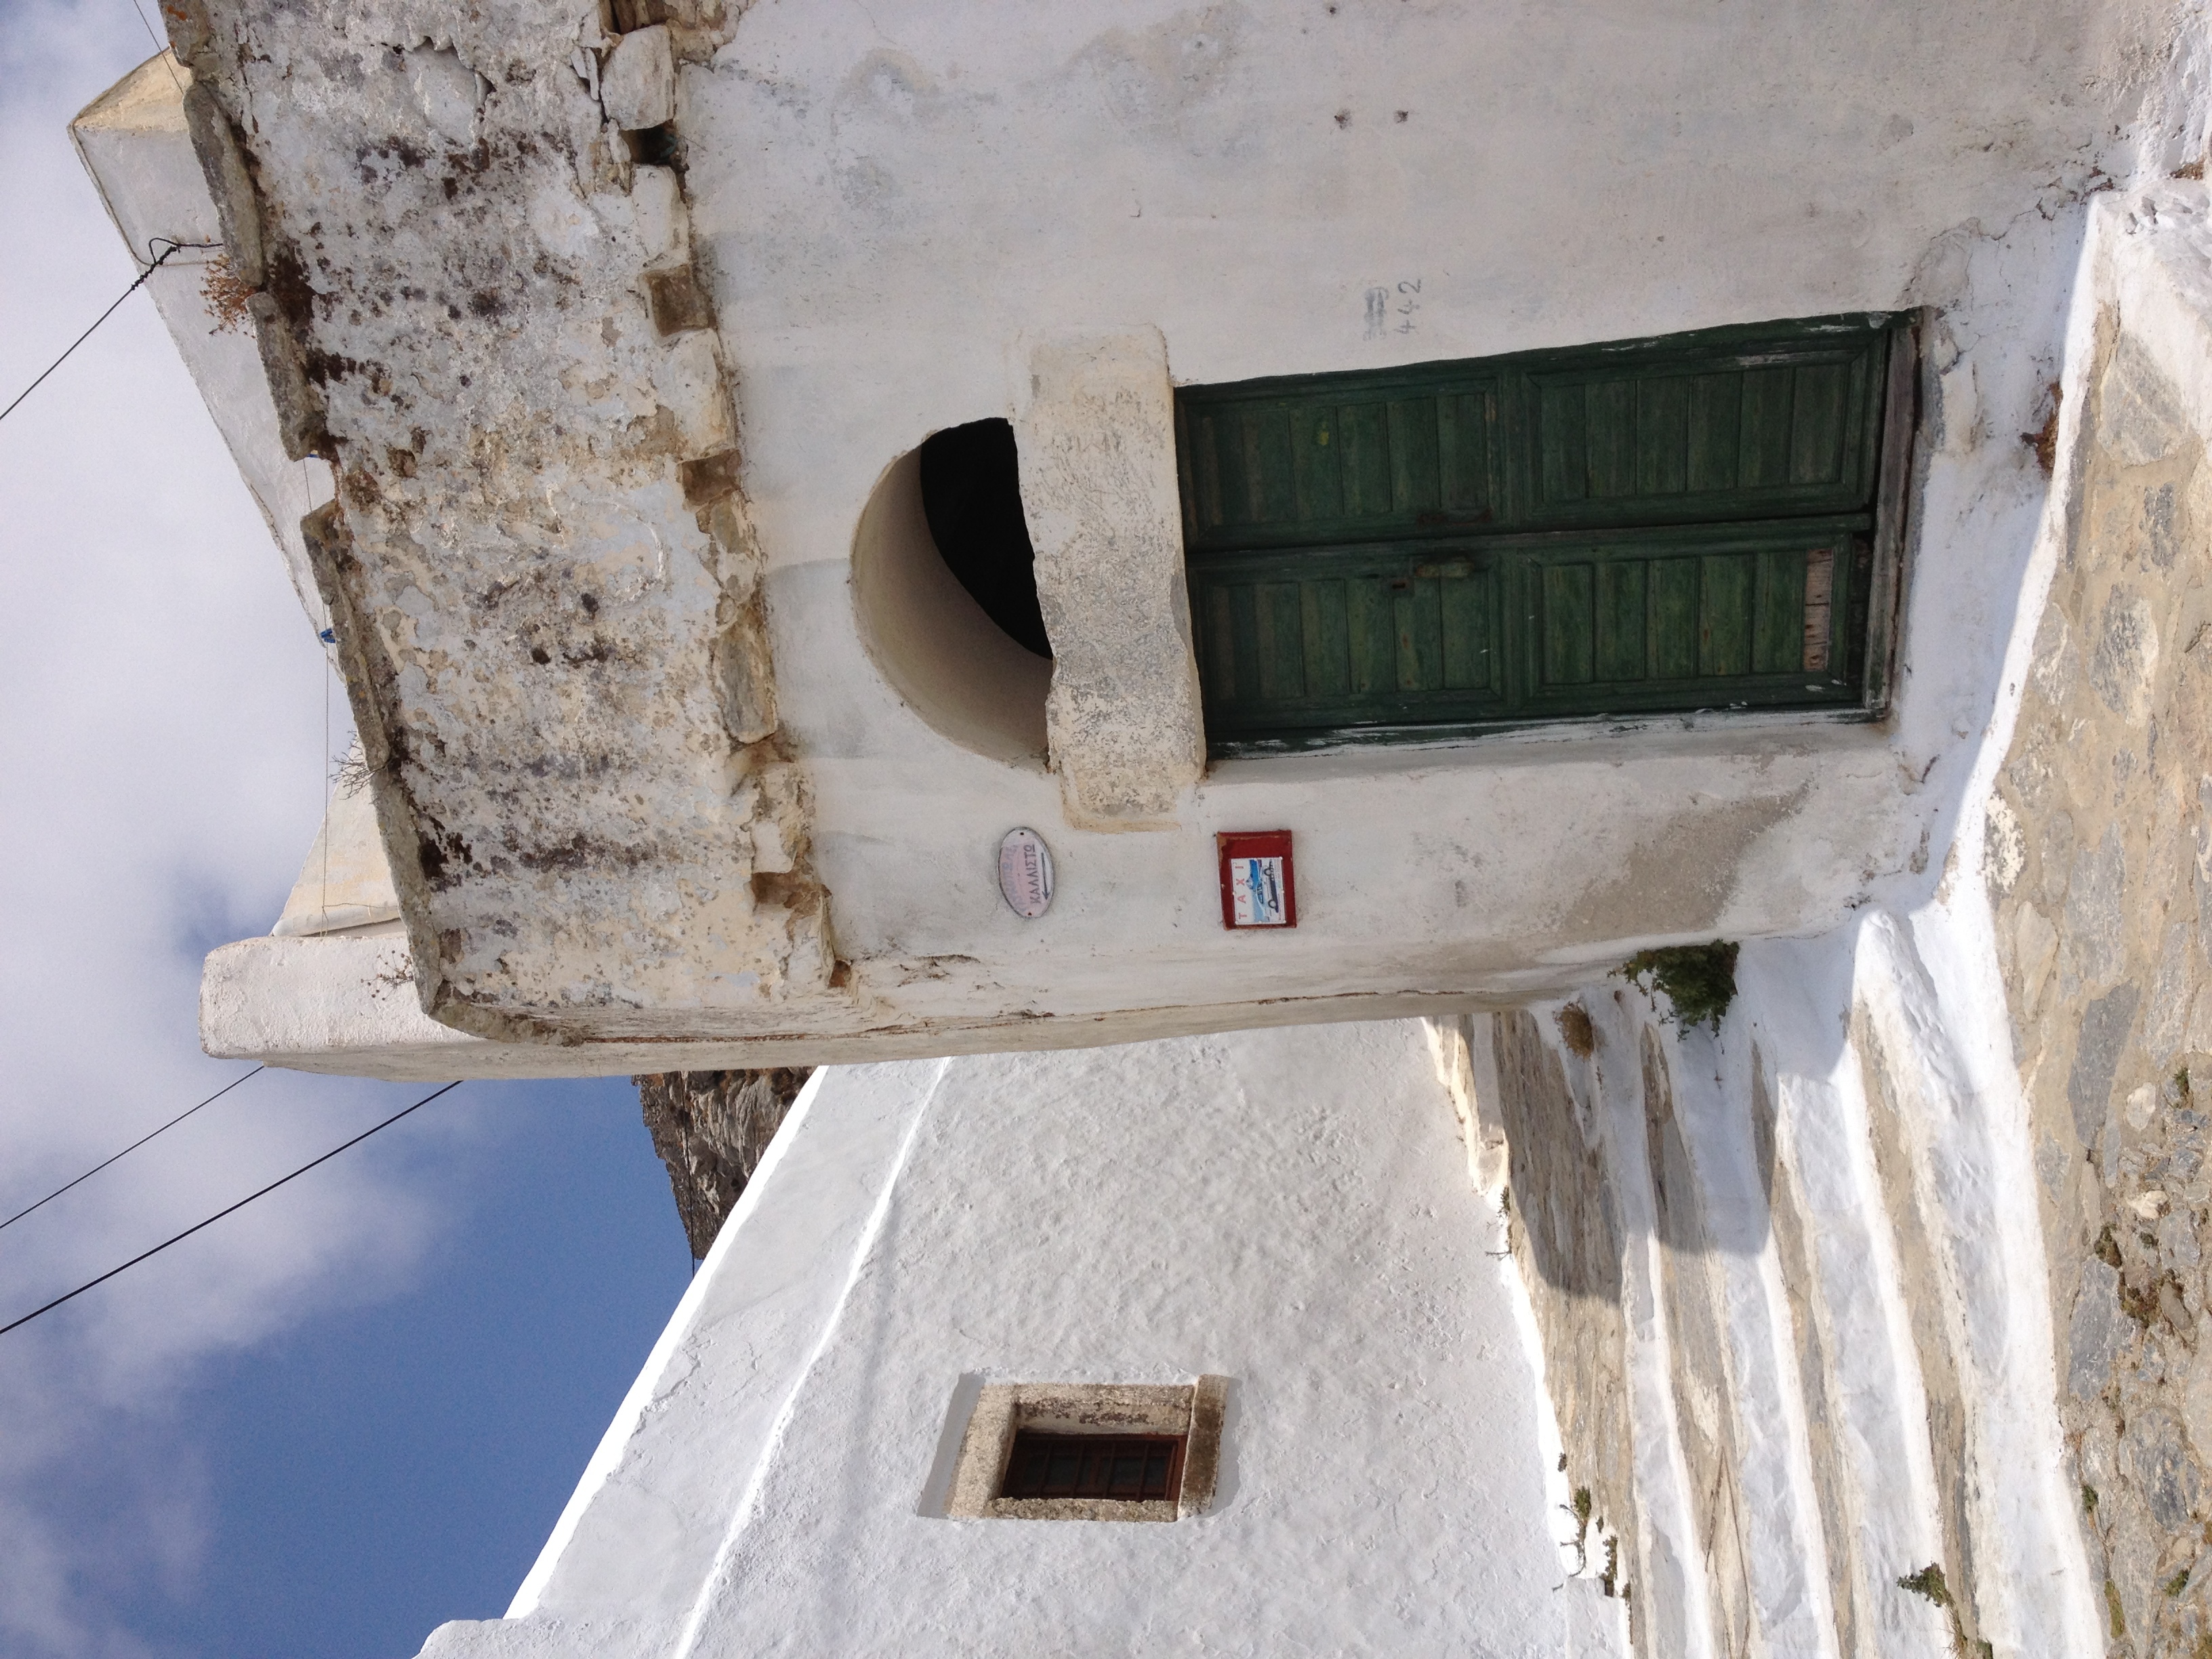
[{"left": 1176, "top": 314, "right": 1899, "bottom": 751}]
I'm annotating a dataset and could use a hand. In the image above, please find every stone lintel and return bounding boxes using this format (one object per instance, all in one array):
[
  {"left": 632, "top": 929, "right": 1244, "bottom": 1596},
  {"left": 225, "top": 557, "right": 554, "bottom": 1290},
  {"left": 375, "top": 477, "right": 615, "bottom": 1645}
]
[{"left": 1014, "top": 327, "right": 1206, "bottom": 832}]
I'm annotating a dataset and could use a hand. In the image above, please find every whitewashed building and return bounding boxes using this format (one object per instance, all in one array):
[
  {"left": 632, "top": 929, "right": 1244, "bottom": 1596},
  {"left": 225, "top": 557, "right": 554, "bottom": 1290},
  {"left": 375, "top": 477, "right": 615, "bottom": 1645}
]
[{"left": 67, "top": 0, "right": 2212, "bottom": 1650}]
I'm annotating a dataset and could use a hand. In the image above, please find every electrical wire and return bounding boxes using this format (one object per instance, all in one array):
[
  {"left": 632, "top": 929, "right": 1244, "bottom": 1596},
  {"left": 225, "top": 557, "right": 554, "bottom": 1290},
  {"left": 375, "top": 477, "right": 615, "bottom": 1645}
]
[
  {"left": 0, "top": 238, "right": 218, "bottom": 429},
  {"left": 0, "top": 1081, "right": 464, "bottom": 1341},
  {"left": 124, "top": 0, "right": 186, "bottom": 98},
  {"left": 0, "top": 1065, "right": 266, "bottom": 1235}
]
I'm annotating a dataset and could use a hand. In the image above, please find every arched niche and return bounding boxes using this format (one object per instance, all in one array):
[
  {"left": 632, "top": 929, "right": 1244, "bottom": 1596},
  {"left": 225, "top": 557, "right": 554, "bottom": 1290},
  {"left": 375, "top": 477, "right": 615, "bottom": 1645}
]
[{"left": 851, "top": 428, "right": 1052, "bottom": 764}]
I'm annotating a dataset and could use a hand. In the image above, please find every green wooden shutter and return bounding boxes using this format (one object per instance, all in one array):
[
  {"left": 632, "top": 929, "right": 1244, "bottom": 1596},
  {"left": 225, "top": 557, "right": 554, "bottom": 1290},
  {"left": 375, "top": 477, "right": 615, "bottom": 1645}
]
[{"left": 1177, "top": 314, "right": 1897, "bottom": 750}]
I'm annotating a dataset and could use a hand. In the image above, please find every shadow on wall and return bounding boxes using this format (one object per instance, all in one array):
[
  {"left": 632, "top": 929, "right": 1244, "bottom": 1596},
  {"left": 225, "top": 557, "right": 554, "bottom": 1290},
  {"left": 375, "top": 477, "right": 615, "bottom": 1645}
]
[
  {"left": 851, "top": 426, "right": 1052, "bottom": 765},
  {"left": 1494, "top": 1004, "right": 1781, "bottom": 1294}
]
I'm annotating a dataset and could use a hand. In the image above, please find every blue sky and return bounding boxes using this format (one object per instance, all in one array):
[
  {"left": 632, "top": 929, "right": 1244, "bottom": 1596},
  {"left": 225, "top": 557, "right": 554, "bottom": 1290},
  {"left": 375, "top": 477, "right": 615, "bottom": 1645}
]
[{"left": 0, "top": 6, "right": 692, "bottom": 1654}]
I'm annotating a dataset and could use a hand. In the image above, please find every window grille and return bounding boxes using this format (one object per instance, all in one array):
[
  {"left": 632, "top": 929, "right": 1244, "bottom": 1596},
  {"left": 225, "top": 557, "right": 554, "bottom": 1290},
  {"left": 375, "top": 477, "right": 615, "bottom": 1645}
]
[{"left": 1000, "top": 1433, "right": 1187, "bottom": 1502}]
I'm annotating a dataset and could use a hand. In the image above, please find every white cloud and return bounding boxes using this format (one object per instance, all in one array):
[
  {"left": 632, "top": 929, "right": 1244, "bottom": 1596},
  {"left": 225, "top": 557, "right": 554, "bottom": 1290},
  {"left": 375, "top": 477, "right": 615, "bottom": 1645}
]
[{"left": 0, "top": 5, "right": 468, "bottom": 1651}]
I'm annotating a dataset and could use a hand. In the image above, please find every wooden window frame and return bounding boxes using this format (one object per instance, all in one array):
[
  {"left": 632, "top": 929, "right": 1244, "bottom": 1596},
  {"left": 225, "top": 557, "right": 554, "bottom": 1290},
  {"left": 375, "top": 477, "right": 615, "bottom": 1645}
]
[{"left": 1174, "top": 312, "right": 1921, "bottom": 757}]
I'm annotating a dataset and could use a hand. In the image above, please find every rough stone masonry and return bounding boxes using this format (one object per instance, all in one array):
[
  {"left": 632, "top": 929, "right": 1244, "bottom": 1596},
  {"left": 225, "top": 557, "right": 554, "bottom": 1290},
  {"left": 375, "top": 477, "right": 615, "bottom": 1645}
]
[
  {"left": 1990, "top": 315, "right": 2212, "bottom": 1655},
  {"left": 163, "top": 0, "right": 836, "bottom": 1046}
]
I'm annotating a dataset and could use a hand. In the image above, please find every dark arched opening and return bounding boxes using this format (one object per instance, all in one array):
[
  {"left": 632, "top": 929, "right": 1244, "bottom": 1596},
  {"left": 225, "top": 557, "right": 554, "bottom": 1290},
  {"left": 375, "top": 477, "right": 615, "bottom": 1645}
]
[{"left": 919, "top": 419, "right": 1051, "bottom": 659}]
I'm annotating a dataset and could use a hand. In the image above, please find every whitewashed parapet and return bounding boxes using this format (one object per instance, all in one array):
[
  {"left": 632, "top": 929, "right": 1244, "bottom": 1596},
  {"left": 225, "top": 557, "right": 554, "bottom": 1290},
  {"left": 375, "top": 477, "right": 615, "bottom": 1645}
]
[{"left": 164, "top": 0, "right": 838, "bottom": 1044}]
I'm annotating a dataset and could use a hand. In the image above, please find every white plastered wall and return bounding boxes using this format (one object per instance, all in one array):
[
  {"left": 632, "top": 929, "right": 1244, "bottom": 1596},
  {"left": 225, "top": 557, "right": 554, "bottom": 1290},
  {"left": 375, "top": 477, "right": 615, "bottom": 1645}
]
[
  {"left": 411, "top": 1021, "right": 1626, "bottom": 1659},
  {"left": 68, "top": 0, "right": 2212, "bottom": 1073}
]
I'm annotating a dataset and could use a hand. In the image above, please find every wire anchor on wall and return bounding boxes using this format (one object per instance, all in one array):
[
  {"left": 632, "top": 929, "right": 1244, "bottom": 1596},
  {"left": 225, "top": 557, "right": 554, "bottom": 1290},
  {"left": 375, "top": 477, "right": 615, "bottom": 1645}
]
[{"left": 0, "top": 237, "right": 220, "bottom": 429}]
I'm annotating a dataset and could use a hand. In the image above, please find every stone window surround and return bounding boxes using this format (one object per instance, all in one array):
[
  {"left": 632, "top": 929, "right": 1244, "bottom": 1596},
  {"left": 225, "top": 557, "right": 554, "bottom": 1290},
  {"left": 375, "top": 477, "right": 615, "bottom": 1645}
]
[{"left": 945, "top": 1377, "right": 1228, "bottom": 1521}]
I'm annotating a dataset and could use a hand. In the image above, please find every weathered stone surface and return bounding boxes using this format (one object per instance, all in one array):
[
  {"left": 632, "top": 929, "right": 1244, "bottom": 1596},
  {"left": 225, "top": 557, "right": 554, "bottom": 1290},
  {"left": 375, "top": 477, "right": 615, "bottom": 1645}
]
[
  {"left": 598, "top": 24, "right": 674, "bottom": 131},
  {"left": 2074, "top": 1258, "right": 2129, "bottom": 1399},
  {"left": 1988, "top": 258, "right": 2212, "bottom": 1653},
  {"left": 167, "top": 0, "right": 838, "bottom": 1043},
  {"left": 1012, "top": 327, "right": 1205, "bottom": 831},
  {"left": 636, "top": 1067, "right": 810, "bottom": 1260}
]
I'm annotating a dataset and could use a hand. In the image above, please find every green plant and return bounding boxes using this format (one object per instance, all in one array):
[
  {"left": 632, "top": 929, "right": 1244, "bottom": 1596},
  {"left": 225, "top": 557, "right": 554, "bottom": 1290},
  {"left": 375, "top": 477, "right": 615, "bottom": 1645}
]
[
  {"left": 2083, "top": 1483, "right": 2099, "bottom": 1515},
  {"left": 1559, "top": 1485, "right": 1594, "bottom": 1574},
  {"left": 1898, "top": 1563, "right": 1954, "bottom": 1608},
  {"left": 2167, "top": 1568, "right": 2192, "bottom": 1597},
  {"left": 1619, "top": 941, "right": 1740, "bottom": 1031}
]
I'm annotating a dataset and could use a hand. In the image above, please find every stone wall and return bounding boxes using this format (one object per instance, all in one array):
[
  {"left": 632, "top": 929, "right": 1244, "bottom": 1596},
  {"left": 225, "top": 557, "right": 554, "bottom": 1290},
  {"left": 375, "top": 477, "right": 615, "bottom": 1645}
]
[
  {"left": 1986, "top": 226, "right": 2212, "bottom": 1653},
  {"left": 164, "top": 0, "right": 836, "bottom": 1045}
]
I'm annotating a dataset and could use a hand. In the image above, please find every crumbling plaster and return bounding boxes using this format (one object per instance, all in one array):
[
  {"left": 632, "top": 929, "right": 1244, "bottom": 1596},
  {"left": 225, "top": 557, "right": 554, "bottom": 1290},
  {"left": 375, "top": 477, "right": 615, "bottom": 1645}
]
[{"left": 165, "top": 0, "right": 835, "bottom": 1046}]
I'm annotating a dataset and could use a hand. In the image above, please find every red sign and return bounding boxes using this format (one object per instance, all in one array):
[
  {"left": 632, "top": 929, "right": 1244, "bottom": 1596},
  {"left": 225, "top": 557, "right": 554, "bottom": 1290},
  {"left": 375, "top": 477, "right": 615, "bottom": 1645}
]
[{"left": 1216, "top": 832, "right": 1296, "bottom": 929}]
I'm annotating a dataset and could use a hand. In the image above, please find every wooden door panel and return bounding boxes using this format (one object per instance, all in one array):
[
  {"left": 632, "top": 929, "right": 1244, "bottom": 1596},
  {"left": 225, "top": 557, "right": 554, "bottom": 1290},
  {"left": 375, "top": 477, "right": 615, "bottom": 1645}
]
[
  {"left": 1189, "top": 546, "right": 1507, "bottom": 735},
  {"left": 1513, "top": 526, "right": 1862, "bottom": 719},
  {"left": 1176, "top": 315, "right": 1899, "bottom": 746},
  {"left": 1523, "top": 341, "right": 1879, "bottom": 528}
]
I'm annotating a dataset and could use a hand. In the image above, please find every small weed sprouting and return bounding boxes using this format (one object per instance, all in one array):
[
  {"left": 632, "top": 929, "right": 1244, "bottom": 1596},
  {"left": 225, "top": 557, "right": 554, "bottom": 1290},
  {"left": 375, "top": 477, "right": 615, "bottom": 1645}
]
[
  {"left": 1898, "top": 1564, "right": 1953, "bottom": 1607},
  {"left": 2083, "top": 1483, "right": 2099, "bottom": 1515},
  {"left": 2167, "top": 1568, "right": 2192, "bottom": 1597},
  {"left": 2023, "top": 380, "right": 2062, "bottom": 476},
  {"left": 2107, "top": 1578, "right": 2127, "bottom": 1638},
  {"left": 1600, "top": 1536, "right": 1621, "bottom": 1598},
  {"left": 1619, "top": 941, "right": 1740, "bottom": 1032},
  {"left": 2118, "top": 1271, "right": 2176, "bottom": 1330},
  {"left": 200, "top": 253, "right": 258, "bottom": 334},
  {"left": 1555, "top": 1002, "right": 1595, "bottom": 1057},
  {"left": 1560, "top": 1486, "right": 1593, "bottom": 1574}
]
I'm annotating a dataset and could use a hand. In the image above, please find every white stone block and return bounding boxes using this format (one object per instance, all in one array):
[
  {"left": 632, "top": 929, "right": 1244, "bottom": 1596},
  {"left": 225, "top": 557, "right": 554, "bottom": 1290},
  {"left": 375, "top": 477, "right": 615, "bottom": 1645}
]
[
  {"left": 600, "top": 25, "right": 674, "bottom": 131},
  {"left": 629, "top": 163, "right": 689, "bottom": 266}
]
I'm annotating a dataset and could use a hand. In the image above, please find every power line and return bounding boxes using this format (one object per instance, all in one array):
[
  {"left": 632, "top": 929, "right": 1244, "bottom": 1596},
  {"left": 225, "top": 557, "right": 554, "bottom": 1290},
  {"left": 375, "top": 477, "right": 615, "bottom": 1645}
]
[
  {"left": 0, "top": 237, "right": 218, "bottom": 429},
  {"left": 124, "top": 0, "right": 186, "bottom": 98},
  {"left": 0, "top": 1064, "right": 265, "bottom": 1235},
  {"left": 0, "top": 1080, "right": 464, "bottom": 1341}
]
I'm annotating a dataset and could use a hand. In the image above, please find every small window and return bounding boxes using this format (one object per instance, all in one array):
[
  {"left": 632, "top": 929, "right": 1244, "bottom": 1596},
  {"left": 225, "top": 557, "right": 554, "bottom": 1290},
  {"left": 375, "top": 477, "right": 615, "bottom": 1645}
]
[
  {"left": 1174, "top": 312, "right": 1916, "bottom": 754},
  {"left": 1001, "top": 1433, "right": 1186, "bottom": 1501},
  {"left": 941, "top": 1378, "right": 1227, "bottom": 1521},
  {"left": 919, "top": 418, "right": 1051, "bottom": 658}
]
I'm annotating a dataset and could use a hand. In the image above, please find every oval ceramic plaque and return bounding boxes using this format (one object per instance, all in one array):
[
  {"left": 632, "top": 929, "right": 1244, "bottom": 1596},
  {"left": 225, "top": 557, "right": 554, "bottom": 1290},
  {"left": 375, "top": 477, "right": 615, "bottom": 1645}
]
[{"left": 998, "top": 827, "right": 1054, "bottom": 918}]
